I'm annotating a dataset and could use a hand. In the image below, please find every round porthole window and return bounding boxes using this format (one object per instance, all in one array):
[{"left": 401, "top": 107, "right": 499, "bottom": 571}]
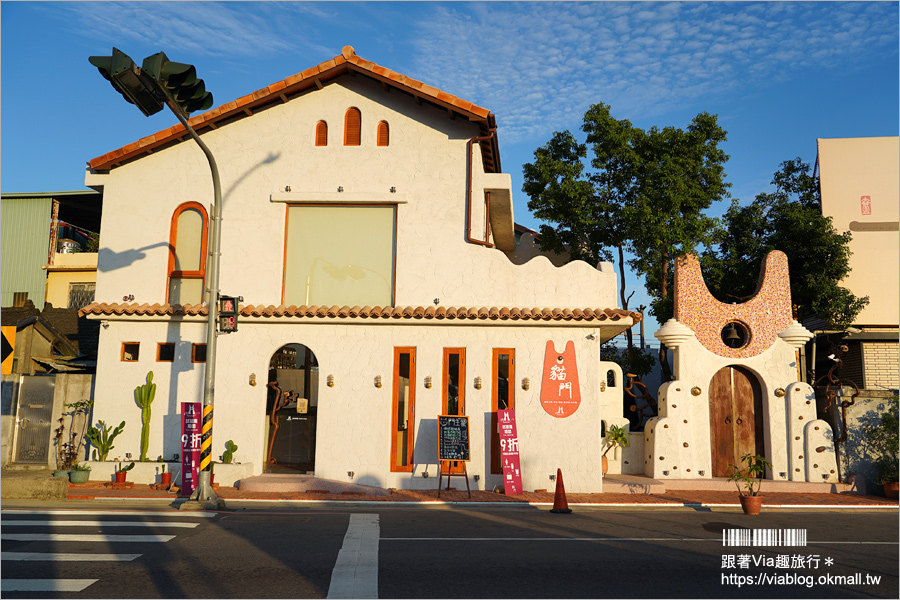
[{"left": 721, "top": 321, "right": 750, "bottom": 349}]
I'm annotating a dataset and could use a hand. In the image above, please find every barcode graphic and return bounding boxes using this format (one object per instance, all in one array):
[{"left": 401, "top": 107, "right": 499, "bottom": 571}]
[{"left": 723, "top": 529, "right": 807, "bottom": 547}]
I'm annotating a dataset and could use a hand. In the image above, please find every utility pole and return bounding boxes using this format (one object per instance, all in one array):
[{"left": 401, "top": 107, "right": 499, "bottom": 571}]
[{"left": 89, "top": 48, "right": 224, "bottom": 509}]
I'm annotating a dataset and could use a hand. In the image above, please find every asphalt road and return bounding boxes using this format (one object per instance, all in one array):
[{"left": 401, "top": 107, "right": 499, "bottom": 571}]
[{"left": 1, "top": 502, "right": 897, "bottom": 598}]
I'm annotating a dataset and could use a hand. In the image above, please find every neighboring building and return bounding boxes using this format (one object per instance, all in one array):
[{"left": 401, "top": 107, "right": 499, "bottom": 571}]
[
  {"left": 815, "top": 136, "right": 899, "bottom": 488},
  {"left": 1, "top": 190, "right": 102, "bottom": 311},
  {"left": 79, "top": 46, "right": 638, "bottom": 492},
  {"left": 815, "top": 136, "right": 899, "bottom": 392}
]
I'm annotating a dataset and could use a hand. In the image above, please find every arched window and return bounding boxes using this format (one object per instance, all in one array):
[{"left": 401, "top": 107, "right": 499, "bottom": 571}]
[
  {"left": 344, "top": 108, "right": 361, "bottom": 146},
  {"left": 377, "top": 121, "right": 390, "bottom": 147},
  {"left": 315, "top": 121, "right": 328, "bottom": 146},
  {"left": 167, "top": 202, "right": 208, "bottom": 305}
]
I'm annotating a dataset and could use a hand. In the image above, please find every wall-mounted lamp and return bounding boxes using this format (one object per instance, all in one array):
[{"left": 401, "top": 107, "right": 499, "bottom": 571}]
[
  {"left": 249, "top": 373, "right": 257, "bottom": 387},
  {"left": 473, "top": 474, "right": 480, "bottom": 482},
  {"left": 522, "top": 378, "right": 530, "bottom": 391},
  {"left": 327, "top": 374, "right": 335, "bottom": 387},
  {"left": 347, "top": 471, "right": 354, "bottom": 479},
  {"left": 433, "top": 298, "right": 440, "bottom": 305},
  {"left": 662, "top": 470, "right": 669, "bottom": 476},
  {"left": 775, "top": 387, "right": 786, "bottom": 397},
  {"left": 374, "top": 375, "right": 382, "bottom": 388},
  {"left": 600, "top": 381, "right": 606, "bottom": 392},
  {"left": 101, "top": 320, "right": 110, "bottom": 329},
  {"left": 123, "top": 294, "right": 134, "bottom": 302},
  {"left": 549, "top": 473, "right": 556, "bottom": 481},
  {"left": 586, "top": 333, "right": 596, "bottom": 340},
  {"left": 284, "top": 185, "right": 291, "bottom": 192},
  {"left": 474, "top": 376, "right": 482, "bottom": 390},
  {"left": 691, "top": 386, "right": 702, "bottom": 396},
  {"left": 424, "top": 376, "right": 432, "bottom": 389},
  {"left": 337, "top": 186, "right": 344, "bottom": 192},
  {"left": 698, "top": 470, "right": 705, "bottom": 476},
  {"left": 779, "top": 472, "right": 787, "bottom": 479},
  {"left": 390, "top": 186, "right": 397, "bottom": 193}
]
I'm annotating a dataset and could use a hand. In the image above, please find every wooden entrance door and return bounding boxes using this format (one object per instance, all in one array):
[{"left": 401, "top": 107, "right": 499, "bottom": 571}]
[
  {"left": 442, "top": 348, "right": 466, "bottom": 474},
  {"left": 708, "top": 366, "right": 765, "bottom": 478}
]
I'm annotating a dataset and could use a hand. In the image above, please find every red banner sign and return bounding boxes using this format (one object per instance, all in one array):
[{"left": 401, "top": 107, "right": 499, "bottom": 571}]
[
  {"left": 498, "top": 409, "right": 523, "bottom": 495},
  {"left": 181, "top": 402, "right": 201, "bottom": 495},
  {"left": 861, "top": 195, "right": 872, "bottom": 215},
  {"left": 540, "top": 341, "right": 581, "bottom": 418}
]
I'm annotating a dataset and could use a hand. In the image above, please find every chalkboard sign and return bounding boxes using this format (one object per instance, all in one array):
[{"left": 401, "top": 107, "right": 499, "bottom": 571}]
[{"left": 438, "top": 415, "right": 470, "bottom": 461}]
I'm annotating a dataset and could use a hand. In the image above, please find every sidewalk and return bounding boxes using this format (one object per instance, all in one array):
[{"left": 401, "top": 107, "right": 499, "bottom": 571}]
[{"left": 63, "top": 481, "right": 900, "bottom": 509}]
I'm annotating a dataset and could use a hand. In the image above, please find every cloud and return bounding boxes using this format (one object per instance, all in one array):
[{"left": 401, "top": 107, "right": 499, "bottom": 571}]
[{"left": 408, "top": 1, "right": 898, "bottom": 144}]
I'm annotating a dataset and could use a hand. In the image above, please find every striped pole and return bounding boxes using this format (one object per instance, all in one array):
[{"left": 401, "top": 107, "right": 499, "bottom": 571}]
[{"left": 199, "top": 405, "right": 213, "bottom": 473}]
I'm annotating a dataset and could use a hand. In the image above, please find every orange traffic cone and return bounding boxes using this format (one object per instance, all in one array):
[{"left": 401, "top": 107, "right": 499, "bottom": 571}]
[{"left": 549, "top": 468, "right": 572, "bottom": 513}]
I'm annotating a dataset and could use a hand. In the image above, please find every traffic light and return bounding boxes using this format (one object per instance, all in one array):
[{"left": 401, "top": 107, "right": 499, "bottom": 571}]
[
  {"left": 218, "top": 295, "right": 240, "bottom": 333},
  {"left": 88, "top": 48, "right": 164, "bottom": 117},
  {"left": 142, "top": 52, "right": 213, "bottom": 119}
]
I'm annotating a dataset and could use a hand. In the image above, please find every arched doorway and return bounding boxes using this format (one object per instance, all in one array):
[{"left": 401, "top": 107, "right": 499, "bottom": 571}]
[
  {"left": 708, "top": 365, "right": 765, "bottom": 478},
  {"left": 266, "top": 344, "right": 319, "bottom": 473}
]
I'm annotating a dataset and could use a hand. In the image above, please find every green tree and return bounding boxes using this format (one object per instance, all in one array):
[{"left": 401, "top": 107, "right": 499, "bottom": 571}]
[
  {"left": 524, "top": 103, "right": 730, "bottom": 375},
  {"left": 703, "top": 158, "right": 868, "bottom": 329}
]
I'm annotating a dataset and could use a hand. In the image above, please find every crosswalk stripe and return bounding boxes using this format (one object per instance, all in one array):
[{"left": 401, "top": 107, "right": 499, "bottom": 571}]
[
  {"left": 2, "top": 579, "right": 98, "bottom": 592},
  {"left": 3, "top": 520, "right": 199, "bottom": 528},
  {"left": 2, "top": 533, "right": 175, "bottom": 543},
  {"left": 2, "top": 552, "right": 141, "bottom": 561},
  {"left": 327, "top": 514, "right": 379, "bottom": 599},
  {"left": 1, "top": 509, "right": 216, "bottom": 518}
]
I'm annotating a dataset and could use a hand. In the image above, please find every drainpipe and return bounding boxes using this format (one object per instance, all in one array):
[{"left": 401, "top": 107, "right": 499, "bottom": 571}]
[{"left": 466, "top": 131, "right": 495, "bottom": 248}]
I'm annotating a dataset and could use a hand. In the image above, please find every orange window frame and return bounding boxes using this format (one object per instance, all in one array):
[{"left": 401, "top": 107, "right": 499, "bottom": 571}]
[
  {"left": 344, "top": 107, "right": 361, "bottom": 146},
  {"left": 157, "top": 342, "right": 175, "bottom": 362},
  {"left": 491, "top": 348, "right": 515, "bottom": 473},
  {"left": 390, "top": 347, "right": 416, "bottom": 472},
  {"left": 166, "top": 202, "right": 209, "bottom": 304},
  {"left": 121, "top": 342, "right": 140, "bottom": 362},
  {"left": 377, "top": 121, "right": 389, "bottom": 146},
  {"left": 191, "top": 343, "right": 207, "bottom": 363},
  {"left": 315, "top": 121, "right": 328, "bottom": 146},
  {"left": 441, "top": 348, "right": 466, "bottom": 417}
]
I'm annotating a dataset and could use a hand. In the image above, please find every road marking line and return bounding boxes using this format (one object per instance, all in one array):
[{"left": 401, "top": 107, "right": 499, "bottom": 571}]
[
  {"left": 2, "top": 552, "right": 142, "bottom": 561},
  {"left": 2, "top": 520, "right": 198, "bottom": 528},
  {"left": 1, "top": 509, "right": 216, "bottom": 518},
  {"left": 381, "top": 537, "right": 899, "bottom": 544},
  {"left": 1, "top": 579, "right": 98, "bottom": 592},
  {"left": 2, "top": 533, "right": 175, "bottom": 543},
  {"left": 327, "top": 513, "right": 379, "bottom": 599}
]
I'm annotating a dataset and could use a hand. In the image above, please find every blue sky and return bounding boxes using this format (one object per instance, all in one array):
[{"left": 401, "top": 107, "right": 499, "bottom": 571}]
[{"left": 2, "top": 1, "right": 898, "bottom": 340}]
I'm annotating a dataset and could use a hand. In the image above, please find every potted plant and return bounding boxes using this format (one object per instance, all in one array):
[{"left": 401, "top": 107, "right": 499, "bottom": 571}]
[
  {"left": 115, "top": 461, "right": 135, "bottom": 483},
  {"left": 602, "top": 423, "right": 630, "bottom": 474},
  {"left": 69, "top": 462, "right": 92, "bottom": 484},
  {"left": 727, "top": 453, "right": 773, "bottom": 515},
  {"left": 54, "top": 398, "right": 94, "bottom": 476},
  {"left": 159, "top": 462, "right": 172, "bottom": 487},
  {"left": 867, "top": 395, "right": 898, "bottom": 499},
  {"left": 222, "top": 440, "right": 238, "bottom": 464}
]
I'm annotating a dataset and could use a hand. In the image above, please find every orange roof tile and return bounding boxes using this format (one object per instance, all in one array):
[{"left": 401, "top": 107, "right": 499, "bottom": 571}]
[
  {"left": 79, "top": 302, "right": 641, "bottom": 324},
  {"left": 87, "top": 45, "right": 499, "bottom": 172}
]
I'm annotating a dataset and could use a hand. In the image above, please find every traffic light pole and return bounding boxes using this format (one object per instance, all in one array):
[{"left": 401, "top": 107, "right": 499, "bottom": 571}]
[{"left": 167, "top": 104, "right": 224, "bottom": 510}]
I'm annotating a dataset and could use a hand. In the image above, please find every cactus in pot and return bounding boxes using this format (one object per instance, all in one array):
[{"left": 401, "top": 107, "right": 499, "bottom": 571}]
[{"left": 136, "top": 371, "right": 156, "bottom": 462}]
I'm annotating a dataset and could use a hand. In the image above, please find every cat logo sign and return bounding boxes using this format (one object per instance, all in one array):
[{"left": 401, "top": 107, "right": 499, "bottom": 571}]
[{"left": 1, "top": 326, "right": 15, "bottom": 374}]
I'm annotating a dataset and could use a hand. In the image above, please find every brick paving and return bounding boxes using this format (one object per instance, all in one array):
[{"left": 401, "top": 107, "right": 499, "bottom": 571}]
[{"left": 65, "top": 481, "right": 899, "bottom": 508}]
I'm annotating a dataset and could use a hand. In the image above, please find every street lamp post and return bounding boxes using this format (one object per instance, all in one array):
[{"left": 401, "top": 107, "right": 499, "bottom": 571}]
[{"left": 89, "top": 48, "right": 224, "bottom": 508}]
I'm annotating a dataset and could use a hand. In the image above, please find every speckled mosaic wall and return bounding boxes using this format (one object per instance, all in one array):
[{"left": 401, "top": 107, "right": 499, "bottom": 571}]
[{"left": 674, "top": 251, "right": 794, "bottom": 359}]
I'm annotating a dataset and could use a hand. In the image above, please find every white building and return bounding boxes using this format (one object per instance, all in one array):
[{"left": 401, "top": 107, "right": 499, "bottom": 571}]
[{"left": 80, "top": 47, "right": 637, "bottom": 493}]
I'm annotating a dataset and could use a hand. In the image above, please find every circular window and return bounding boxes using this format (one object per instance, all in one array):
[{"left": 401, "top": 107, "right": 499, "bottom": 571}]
[{"left": 721, "top": 321, "right": 751, "bottom": 349}]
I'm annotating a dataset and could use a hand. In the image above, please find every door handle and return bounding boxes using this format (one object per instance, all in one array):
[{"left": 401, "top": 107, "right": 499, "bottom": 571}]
[
  {"left": 724, "top": 416, "right": 732, "bottom": 424},
  {"left": 736, "top": 417, "right": 743, "bottom": 425}
]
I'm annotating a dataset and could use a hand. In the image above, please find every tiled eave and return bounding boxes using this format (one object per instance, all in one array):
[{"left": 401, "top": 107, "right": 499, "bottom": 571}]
[
  {"left": 80, "top": 302, "right": 641, "bottom": 326},
  {"left": 87, "top": 46, "right": 500, "bottom": 174}
]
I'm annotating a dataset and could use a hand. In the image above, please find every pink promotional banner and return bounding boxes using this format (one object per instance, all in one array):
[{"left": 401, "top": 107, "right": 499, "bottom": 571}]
[
  {"left": 498, "top": 409, "right": 523, "bottom": 495},
  {"left": 181, "top": 402, "right": 201, "bottom": 496}
]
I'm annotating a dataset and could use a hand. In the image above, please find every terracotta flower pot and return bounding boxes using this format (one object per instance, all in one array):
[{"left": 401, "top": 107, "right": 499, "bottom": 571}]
[
  {"left": 601, "top": 455, "right": 609, "bottom": 475},
  {"left": 161, "top": 472, "right": 172, "bottom": 486},
  {"left": 115, "top": 471, "right": 127, "bottom": 483},
  {"left": 739, "top": 494, "right": 763, "bottom": 515},
  {"left": 884, "top": 482, "right": 899, "bottom": 500}
]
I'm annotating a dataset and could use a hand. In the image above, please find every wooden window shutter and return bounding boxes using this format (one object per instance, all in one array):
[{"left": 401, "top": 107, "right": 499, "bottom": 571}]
[
  {"left": 315, "top": 121, "right": 328, "bottom": 146},
  {"left": 377, "top": 121, "right": 389, "bottom": 147},
  {"left": 344, "top": 108, "right": 361, "bottom": 146}
]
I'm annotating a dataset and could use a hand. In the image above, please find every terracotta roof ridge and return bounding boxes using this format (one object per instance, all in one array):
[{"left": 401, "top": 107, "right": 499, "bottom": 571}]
[{"left": 87, "top": 45, "right": 494, "bottom": 172}]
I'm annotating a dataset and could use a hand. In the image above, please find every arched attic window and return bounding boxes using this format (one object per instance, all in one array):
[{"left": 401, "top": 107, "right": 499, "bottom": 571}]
[
  {"left": 167, "top": 202, "right": 209, "bottom": 305},
  {"left": 344, "top": 108, "right": 361, "bottom": 146},
  {"left": 315, "top": 121, "right": 328, "bottom": 146},
  {"left": 377, "top": 121, "right": 390, "bottom": 147}
]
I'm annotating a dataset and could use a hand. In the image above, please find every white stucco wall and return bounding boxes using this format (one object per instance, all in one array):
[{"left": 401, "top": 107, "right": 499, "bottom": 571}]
[
  {"left": 90, "top": 316, "right": 622, "bottom": 492},
  {"left": 86, "top": 76, "right": 617, "bottom": 311}
]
